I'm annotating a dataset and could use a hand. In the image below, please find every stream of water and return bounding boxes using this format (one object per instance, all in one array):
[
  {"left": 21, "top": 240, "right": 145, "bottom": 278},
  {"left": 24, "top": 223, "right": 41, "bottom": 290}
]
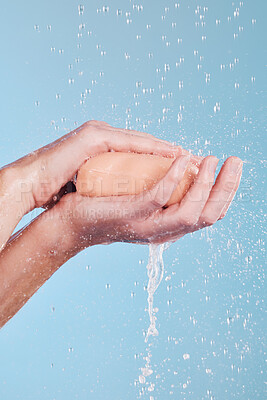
[{"left": 138, "top": 243, "right": 170, "bottom": 394}]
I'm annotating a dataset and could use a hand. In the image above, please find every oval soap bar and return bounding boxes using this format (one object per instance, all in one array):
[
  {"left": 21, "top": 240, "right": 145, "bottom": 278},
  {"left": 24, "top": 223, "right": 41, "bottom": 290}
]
[{"left": 76, "top": 152, "right": 200, "bottom": 207}]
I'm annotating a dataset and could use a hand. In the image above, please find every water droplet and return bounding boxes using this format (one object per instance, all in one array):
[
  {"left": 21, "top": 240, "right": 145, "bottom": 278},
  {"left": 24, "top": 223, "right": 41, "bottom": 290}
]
[
  {"left": 35, "top": 100, "right": 40, "bottom": 107},
  {"left": 68, "top": 347, "right": 74, "bottom": 353},
  {"left": 34, "top": 25, "right": 39, "bottom": 32},
  {"left": 139, "top": 375, "right": 145, "bottom": 384},
  {"left": 177, "top": 112, "right": 182, "bottom": 123},
  {"left": 105, "top": 283, "right": 110, "bottom": 289},
  {"left": 47, "top": 25, "right": 52, "bottom": 31},
  {"left": 78, "top": 5, "right": 84, "bottom": 16},
  {"left": 214, "top": 102, "right": 220, "bottom": 113},
  {"left": 148, "top": 383, "right": 155, "bottom": 392},
  {"left": 164, "top": 63, "right": 170, "bottom": 72},
  {"left": 234, "top": 9, "right": 239, "bottom": 18},
  {"left": 183, "top": 353, "right": 190, "bottom": 360},
  {"left": 85, "top": 265, "right": 91, "bottom": 270},
  {"left": 206, "top": 368, "right": 212, "bottom": 375},
  {"left": 116, "top": 9, "right": 122, "bottom": 16}
]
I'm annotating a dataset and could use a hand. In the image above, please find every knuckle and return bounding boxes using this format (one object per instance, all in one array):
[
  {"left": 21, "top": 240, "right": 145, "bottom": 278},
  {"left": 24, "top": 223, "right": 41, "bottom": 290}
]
[
  {"left": 88, "top": 120, "right": 100, "bottom": 126},
  {"left": 83, "top": 120, "right": 101, "bottom": 130}
]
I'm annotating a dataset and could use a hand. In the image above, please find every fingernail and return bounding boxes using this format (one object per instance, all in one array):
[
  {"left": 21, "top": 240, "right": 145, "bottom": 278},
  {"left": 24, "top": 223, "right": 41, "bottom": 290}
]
[
  {"left": 208, "top": 157, "right": 219, "bottom": 173},
  {"left": 230, "top": 159, "right": 243, "bottom": 174}
]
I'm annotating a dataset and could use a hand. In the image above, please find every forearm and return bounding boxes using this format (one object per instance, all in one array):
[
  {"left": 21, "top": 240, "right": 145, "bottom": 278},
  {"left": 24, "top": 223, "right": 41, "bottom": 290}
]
[{"left": 0, "top": 207, "right": 80, "bottom": 328}]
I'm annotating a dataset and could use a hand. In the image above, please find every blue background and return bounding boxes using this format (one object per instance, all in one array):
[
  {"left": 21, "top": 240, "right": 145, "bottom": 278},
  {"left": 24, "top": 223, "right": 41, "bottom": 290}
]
[{"left": 0, "top": 0, "right": 266, "bottom": 399}]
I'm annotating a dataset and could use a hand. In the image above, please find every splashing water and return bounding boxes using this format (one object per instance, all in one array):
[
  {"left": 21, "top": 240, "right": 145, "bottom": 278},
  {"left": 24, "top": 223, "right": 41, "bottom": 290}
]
[{"left": 138, "top": 243, "right": 170, "bottom": 388}]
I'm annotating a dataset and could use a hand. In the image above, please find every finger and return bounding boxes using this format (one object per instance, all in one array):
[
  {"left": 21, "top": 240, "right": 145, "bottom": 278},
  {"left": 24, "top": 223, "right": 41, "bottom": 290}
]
[
  {"left": 218, "top": 174, "right": 242, "bottom": 220},
  {"left": 104, "top": 125, "right": 189, "bottom": 153},
  {"left": 106, "top": 125, "right": 173, "bottom": 141},
  {"left": 174, "top": 156, "right": 219, "bottom": 225},
  {"left": 199, "top": 156, "right": 243, "bottom": 226},
  {"left": 102, "top": 130, "right": 183, "bottom": 158},
  {"left": 131, "top": 155, "right": 192, "bottom": 217}
]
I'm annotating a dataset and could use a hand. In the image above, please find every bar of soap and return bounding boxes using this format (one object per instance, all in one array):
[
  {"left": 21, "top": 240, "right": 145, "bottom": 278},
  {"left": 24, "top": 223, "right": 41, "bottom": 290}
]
[{"left": 76, "top": 152, "right": 200, "bottom": 207}]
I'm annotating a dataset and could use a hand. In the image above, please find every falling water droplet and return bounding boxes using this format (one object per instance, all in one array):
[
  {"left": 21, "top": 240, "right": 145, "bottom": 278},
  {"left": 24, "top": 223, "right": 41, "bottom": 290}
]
[{"left": 78, "top": 5, "right": 84, "bottom": 16}]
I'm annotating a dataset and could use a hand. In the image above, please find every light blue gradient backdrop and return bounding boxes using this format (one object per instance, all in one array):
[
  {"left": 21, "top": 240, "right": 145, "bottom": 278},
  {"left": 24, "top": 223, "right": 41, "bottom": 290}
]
[{"left": 0, "top": 1, "right": 266, "bottom": 399}]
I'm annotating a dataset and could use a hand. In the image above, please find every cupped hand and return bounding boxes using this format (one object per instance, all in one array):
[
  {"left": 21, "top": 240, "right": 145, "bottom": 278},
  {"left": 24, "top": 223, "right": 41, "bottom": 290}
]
[{"left": 53, "top": 154, "right": 243, "bottom": 248}]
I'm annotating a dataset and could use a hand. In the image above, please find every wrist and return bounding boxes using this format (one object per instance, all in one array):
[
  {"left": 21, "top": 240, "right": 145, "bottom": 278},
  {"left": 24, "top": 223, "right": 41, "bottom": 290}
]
[{"left": 0, "top": 164, "right": 35, "bottom": 216}]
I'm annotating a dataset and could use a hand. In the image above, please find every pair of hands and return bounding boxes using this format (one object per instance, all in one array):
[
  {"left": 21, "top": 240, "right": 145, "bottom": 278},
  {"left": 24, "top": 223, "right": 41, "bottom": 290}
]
[
  {"left": 0, "top": 120, "right": 243, "bottom": 328},
  {"left": 0, "top": 120, "right": 243, "bottom": 250}
]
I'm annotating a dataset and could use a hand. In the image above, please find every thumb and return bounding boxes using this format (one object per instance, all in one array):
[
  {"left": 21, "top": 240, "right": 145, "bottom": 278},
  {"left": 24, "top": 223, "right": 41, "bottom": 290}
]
[{"left": 133, "top": 155, "right": 192, "bottom": 217}]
